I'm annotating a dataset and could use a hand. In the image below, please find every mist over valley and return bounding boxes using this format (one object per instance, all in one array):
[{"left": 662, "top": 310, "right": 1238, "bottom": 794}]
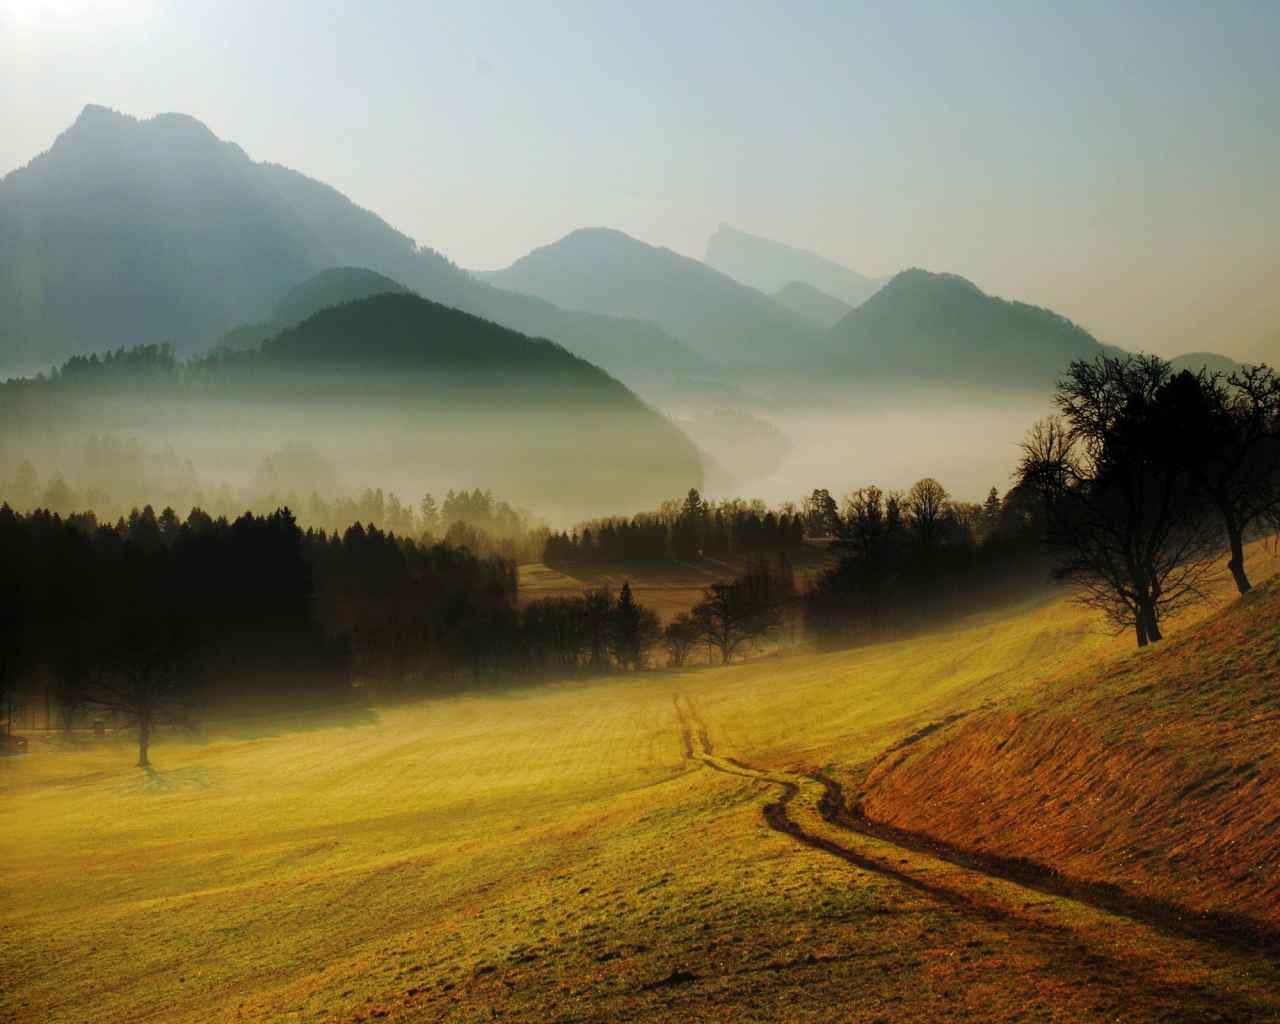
[{"left": 5, "top": 12, "right": 1280, "bottom": 1019}]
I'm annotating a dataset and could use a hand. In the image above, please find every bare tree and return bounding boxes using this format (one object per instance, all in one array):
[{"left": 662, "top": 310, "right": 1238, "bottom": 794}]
[
  {"left": 581, "top": 587, "right": 614, "bottom": 672},
  {"left": 904, "top": 477, "right": 951, "bottom": 573},
  {"left": 1160, "top": 364, "right": 1280, "bottom": 593},
  {"left": 832, "top": 486, "right": 902, "bottom": 616},
  {"left": 85, "top": 620, "right": 207, "bottom": 768},
  {"left": 1018, "top": 356, "right": 1220, "bottom": 646},
  {"left": 689, "top": 559, "right": 788, "bottom": 664},
  {"left": 663, "top": 613, "right": 700, "bottom": 667}
]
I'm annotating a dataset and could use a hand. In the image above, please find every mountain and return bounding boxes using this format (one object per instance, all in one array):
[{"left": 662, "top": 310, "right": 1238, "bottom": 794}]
[
  {"left": 1240, "top": 327, "right": 1280, "bottom": 367},
  {"left": 769, "top": 281, "right": 854, "bottom": 330},
  {"left": 1, "top": 292, "right": 703, "bottom": 513},
  {"left": 0, "top": 105, "right": 715, "bottom": 396},
  {"left": 215, "top": 267, "right": 413, "bottom": 353},
  {"left": 828, "top": 268, "right": 1120, "bottom": 387},
  {"left": 1168, "top": 351, "right": 1247, "bottom": 376},
  {"left": 704, "top": 224, "right": 886, "bottom": 307},
  {"left": 272, "top": 267, "right": 412, "bottom": 326},
  {"left": 479, "top": 227, "right": 835, "bottom": 369}
]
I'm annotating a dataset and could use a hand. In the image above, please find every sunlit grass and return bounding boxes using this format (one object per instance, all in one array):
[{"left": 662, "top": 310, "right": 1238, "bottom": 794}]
[{"left": 2, "top": 550, "right": 1277, "bottom": 1022}]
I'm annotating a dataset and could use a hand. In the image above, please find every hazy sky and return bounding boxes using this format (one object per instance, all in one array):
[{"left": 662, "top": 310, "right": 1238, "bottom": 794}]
[{"left": 3, "top": 1, "right": 1278, "bottom": 358}]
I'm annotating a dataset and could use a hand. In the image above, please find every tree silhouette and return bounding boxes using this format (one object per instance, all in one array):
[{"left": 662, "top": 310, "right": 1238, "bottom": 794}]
[
  {"left": 1158, "top": 364, "right": 1280, "bottom": 593},
  {"left": 663, "top": 613, "right": 700, "bottom": 667},
  {"left": 610, "top": 582, "right": 661, "bottom": 671},
  {"left": 1018, "top": 356, "right": 1219, "bottom": 646},
  {"left": 85, "top": 620, "right": 207, "bottom": 768}
]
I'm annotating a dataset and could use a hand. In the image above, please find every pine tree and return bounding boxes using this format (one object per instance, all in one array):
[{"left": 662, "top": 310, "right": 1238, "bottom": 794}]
[{"left": 418, "top": 493, "right": 440, "bottom": 537}]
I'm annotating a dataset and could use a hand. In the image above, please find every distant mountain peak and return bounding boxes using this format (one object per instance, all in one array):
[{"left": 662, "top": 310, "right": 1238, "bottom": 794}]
[
  {"left": 704, "top": 224, "right": 885, "bottom": 307},
  {"left": 481, "top": 226, "right": 833, "bottom": 369},
  {"left": 828, "top": 266, "right": 1111, "bottom": 384}
]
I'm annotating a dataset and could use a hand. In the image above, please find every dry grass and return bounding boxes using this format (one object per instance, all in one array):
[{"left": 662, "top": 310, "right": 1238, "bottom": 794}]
[
  {"left": 859, "top": 542, "right": 1280, "bottom": 935},
  {"left": 1, "top": 543, "right": 1278, "bottom": 1022},
  {"left": 517, "top": 542, "right": 839, "bottom": 623}
]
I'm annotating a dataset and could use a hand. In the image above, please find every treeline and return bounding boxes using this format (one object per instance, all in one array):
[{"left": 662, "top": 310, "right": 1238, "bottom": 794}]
[
  {"left": 544, "top": 489, "right": 806, "bottom": 566},
  {"left": 802, "top": 479, "right": 1046, "bottom": 649},
  {"left": 0, "top": 504, "right": 519, "bottom": 745},
  {"left": 4, "top": 445, "right": 547, "bottom": 563},
  {"left": 302, "top": 487, "right": 547, "bottom": 562}
]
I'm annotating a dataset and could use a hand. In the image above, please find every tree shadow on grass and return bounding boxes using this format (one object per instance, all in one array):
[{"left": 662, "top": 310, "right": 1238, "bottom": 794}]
[
  {"left": 187, "top": 703, "right": 381, "bottom": 744},
  {"left": 132, "top": 764, "right": 216, "bottom": 794}
]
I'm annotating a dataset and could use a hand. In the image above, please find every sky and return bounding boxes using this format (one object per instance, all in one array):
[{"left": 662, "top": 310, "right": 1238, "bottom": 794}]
[{"left": 2, "top": 0, "right": 1279, "bottom": 359}]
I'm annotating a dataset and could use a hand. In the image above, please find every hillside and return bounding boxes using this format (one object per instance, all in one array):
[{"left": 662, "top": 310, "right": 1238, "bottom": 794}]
[
  {"left": 272, "top": 266, "right": 412, "bottom": 326},
  {"left": 0, "top": 106, "right": 717, "bottom": 397},
  {"left": 7, "top": 581, "right": 1280, "bottom": 1022},
  {"left": 704, "top": 223, "right": 886, "bottom": 307},
  {"left": 770, "top": 280, "right": 854, "bottom": 329},
  {"left": 214, "top": 267, "right": 413, "bottom": 353},
  {"left": 0, "top": 293, "right": 703, "bottom": 515},
  {"left": 828, "top": 268, "right": 1120, "bottom": 387},
  {"left": 480, "top": 227, "right": 836, "bottom": 369},
  {"left": 856, "top": 573, "right": 1280, "bottom": 939}
]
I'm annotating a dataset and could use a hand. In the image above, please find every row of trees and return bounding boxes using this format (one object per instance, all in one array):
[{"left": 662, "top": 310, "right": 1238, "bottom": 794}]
[
  {"left": 665, "top": 557, "right": 797, "bottom": 665},
  {"left": 544, "top": 490, "right": 806, "bottom": 566},
  {"left": 0, "top": 505, "right": 518, "bottom": 763},
  {"left": 522, "top": 583, "right": 662, "bottom": 676},
  {"left": 801, "top": 478, "right": 1043, "bottom": 648},
  {"left": 1017, "top": 357, "right": 1280, "bottom": 646}
]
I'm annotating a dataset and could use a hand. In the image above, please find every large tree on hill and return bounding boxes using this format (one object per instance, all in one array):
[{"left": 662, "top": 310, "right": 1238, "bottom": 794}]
[
  {"left": 1018, "top": 355, "right": 1220, "bottom": 647},
  {"left": 1158, "top": 364, "right": 1280, "bottom": 594}
]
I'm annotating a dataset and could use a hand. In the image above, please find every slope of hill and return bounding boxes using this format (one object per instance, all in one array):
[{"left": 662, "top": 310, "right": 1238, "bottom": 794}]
[
  {"left": 828, "top": 268, "right": 1120, "bottom": 387},
  {"left": 214, "top": 267, "right": 414, "bottom": 353},
  {"left": 0, "top": 106, "right": 718, "bottom": 396},
  {"left": 0, "top": 293, "right": 703, "bottom": 515},
  {"left": 704, "top": 223, "right": 886, "bottom": 307},
  {"left": 10, "top": 574, "right": 1280, "bottom": 1022},
  {"left": 856, "top": 573, "right": 1280, "bottom": 938},
  {"left": 479, "top": 227, "right": 836, "bottom": 369},
  {"left": 770, "top": 280, "right": 854, "bottom": 329},
  {"left": 271, "top": 266, "right": 412, "bottom": 326},
  {"left": 1168, "top": 350, "right": 1247, "bottom": 376}
]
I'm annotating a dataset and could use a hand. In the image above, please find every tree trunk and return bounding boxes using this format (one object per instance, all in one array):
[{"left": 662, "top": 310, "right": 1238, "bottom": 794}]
[
  {"left": 1135, "top": 613, "right": 1149, "bottom": 648},
  {"left": 1142, "top": 602, "right": 1162, "bottom": 644},
  {"left": 137, "top": 716, "right": 151, "bottom": 768},
  {"left": 1225, "top": 518, "right": 1252, "bottom": 595}
]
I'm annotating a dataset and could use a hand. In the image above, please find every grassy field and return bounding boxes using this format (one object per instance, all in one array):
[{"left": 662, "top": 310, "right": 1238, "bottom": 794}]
[
  {"left": 517, "top": 541, "right": 839, "bottom": 623},
  {"left": 859, "top": 568, "right": 1280, "bottom": 938},
  {"left": 3, "top": 547, "right": 1279, "bottom": 1022}
]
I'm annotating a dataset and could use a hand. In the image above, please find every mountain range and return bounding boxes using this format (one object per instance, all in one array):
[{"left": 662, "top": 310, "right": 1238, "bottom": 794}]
[
  {"left": 704, "top": 223, "right": 888, "bottom": 307},
  {"left": 2, "top": 291, "right": 703, "bottom": 512},
  {"left": 0, "top": 105, "right": 714, "bottom": 396},
  {"left": 828, "top": 269, "right": 1123, "bottom": 384},
  {"left": 0, "top": 104, "right": 1247, "bottom": 403},
  {"left": 478, "top": 227, "right": 835, "bottom": 370}
]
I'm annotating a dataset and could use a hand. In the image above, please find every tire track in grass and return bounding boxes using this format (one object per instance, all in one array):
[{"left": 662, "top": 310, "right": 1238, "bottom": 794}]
[
  {"left": 675, "top": 694, "right": 1280, "bottom": 1021},
  {"left": 675, "top": 696, "right": 1005, "bottom": 919}
]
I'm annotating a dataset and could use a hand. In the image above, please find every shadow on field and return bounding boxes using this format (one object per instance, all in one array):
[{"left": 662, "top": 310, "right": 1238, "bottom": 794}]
[
  {"left": 132, "top": 765, "right": 217, "bottom": 794},
  {"left": 190, "top": 704, "right": 381, "bottom": 743}
]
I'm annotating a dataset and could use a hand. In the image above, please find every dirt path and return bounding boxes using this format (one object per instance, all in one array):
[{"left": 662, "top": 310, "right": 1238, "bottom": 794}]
[{"left": 675, "top": 694, "right": 1280, "bottom": 1020}]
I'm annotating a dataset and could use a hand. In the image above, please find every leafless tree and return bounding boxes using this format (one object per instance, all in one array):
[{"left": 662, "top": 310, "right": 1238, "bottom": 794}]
[
  {"left": 1018, "top": 356, "right": 1220, "bottom": 646},
  {"left": 85, "top": 620, "right": 207, "bottom": 768},
  {"left": 1160, "top": 364, "right": 1280, "bottom": 593}
]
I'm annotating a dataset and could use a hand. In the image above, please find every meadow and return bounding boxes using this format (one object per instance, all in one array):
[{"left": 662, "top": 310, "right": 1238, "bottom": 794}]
[{"left": 3, "top": 550, "right": 1280, "bottom": 1022}]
